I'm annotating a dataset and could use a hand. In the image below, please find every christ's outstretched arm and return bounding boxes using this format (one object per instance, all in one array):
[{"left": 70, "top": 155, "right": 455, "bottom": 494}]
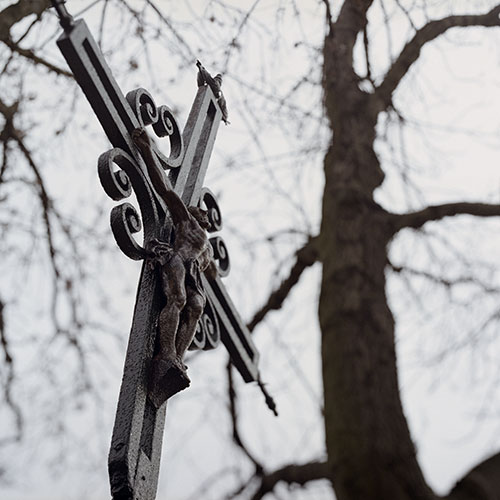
[{"left": 132, "top": 128, "right": 189, "bottom": 224}]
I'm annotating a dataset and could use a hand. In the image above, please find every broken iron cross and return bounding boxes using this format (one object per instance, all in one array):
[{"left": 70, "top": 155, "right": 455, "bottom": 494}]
[{"left": 51, "top": 3, "right": 273, "bottom": 499}]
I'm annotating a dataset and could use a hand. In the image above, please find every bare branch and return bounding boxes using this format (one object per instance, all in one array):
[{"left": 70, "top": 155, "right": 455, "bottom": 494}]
[
  {"left": 379, "top": 0, "right": 394, "bottom": 66},
  {"left": 0, "top": 96, "right": 85, "bottom": 357},
  {"left": 0, "top": 98, "right": 56, "bottom": 265},
  {"left": 362, "top": 24, "right": 373, "bottom": 85},
  {"left": 222, "top": 0, "right": 261, "bottom": 72},
  {"left": 375, "top": 5, "right": 500, "bottom": 111},
  {"left": 393, "top": 202, "right": 500, "bottom": 233},
  {"left": 142, "top": 0, "right": 196, "bottom": 61},
  {"left": 0, "top": 0, "right": 50, "bottom": 40},
  {"left": 388, "top": 261, "right": 499, "bottom": 294},
  {"left": 321, "top": 0, "right": 333, "bottom": 33},
  {"left": 0, "top": 1, "right": 70, "bottom": 77},
  {"left": 250, "top": 460, "right": 329, "bottom": 500},
  {"left": 185, "top": 466, "right": 243, "bottom": 500},
  {"left": 3, "top": 38, "right": 72, "bottom": 77},
  {"left": 0, "top": 98, "right": 18, "bottom": 143},
  {"left": 394, "top": 0, "right": 418, "bottom": 32},
  {"left": 11, "top": 133, "right": 59, "bottom": 277},
  {"left": 226, "top": 362, "right": 264, "bottom": 474},
  {"left": 0, "top": 298, "right": 23, "bottom": 445},
  {"left": 247, "top": 236, "right": 318, "bottom": 332},
  {"left": 445, "top": 451, "right": 500, "bottom": 500}
]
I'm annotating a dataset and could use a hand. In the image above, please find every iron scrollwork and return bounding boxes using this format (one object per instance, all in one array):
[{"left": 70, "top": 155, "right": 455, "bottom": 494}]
[
  {"left": 126, "top": 88, "right": 184, "bottom": 170},
  {"left": 198, "top": 187, "right": 231, "bottom": 277},
  {"left": 97, "top": 90, "right": 185, "bottom": 260},
  {"left": 188, "top": 188, "right": 230, "bottom": 351},
  {"left": 96, "top": 89, "right": 231, "bottom": 351},
  {"left": 189, "top": 296, "right": 220, "bottom": 351},
  {"left": 98, "top": 147, "right": 153, "bottom": 260},
  {"left": 209, "top": 236, "right": 230, "bottom": 277},
  {"left": 199, "top": 187, "right": 222, "bottom": 232}
]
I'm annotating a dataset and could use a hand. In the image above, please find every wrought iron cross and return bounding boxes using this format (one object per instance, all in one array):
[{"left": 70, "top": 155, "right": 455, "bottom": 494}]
[{"left": 51, "top": 3, "right": 273, "bottom": 499}]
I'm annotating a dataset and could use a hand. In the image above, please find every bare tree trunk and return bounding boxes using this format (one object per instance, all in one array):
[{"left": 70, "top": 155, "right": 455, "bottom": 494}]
[{"left": 319, "top": 20, "right": 435, "bottom": 499}]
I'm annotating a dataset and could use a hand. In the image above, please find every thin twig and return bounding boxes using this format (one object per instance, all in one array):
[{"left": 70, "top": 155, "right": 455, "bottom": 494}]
[
  {"left": 250, "top": 460, "right": 329, "bottom": 500},
  {"left": 227, "top": 361, "right": 264, "bottom": 473},
  {"left": 3, "top": 38, "right": 72, "bottom": 77},
  {"left": 247, "top": 236, "right": 318, "bottom": 332}
]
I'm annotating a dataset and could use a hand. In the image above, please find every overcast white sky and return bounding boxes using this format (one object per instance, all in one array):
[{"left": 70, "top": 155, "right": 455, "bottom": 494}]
[{"left": 2, "top": 1, "right": 500, "bottom": 499}]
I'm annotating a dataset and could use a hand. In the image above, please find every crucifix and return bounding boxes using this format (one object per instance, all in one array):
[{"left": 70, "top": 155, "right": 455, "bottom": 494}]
[{"left": 51, "top": 2, "right": 275, "bottom": 499}]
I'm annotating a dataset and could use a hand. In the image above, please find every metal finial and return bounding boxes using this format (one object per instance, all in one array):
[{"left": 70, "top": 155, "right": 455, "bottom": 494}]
[
  {"left": 50, "top": 0, "right": 75, "bottom": 31},
  {"left": 196, "top": 60, "right": 230, "bottom": 124}
]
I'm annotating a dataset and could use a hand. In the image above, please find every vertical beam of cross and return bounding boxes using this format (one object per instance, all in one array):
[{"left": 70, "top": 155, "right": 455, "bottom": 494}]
[{"left": 52, "top": 5, "right": 261, "bottom": 500}]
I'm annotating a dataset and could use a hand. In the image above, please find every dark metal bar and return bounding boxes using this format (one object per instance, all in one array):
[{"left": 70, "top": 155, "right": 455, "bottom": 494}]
[
  {"left": 108, "top": 265, "right": 165, "bottom": 500},
  {"left": 170, "top": 85, "right": 221, "bottom": 205},
  {"left": 203, "top": 275, "right": 259, "bottom": 382},
  {"left": 171, "top": 84, "right": 258, "bottom": 382},
  {"left": 56, "top": 20, "right": 138, "bottom": 154}
]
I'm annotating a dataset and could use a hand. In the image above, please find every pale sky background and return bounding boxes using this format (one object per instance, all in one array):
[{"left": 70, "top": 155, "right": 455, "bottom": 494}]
[{"left": 1, "top": 1, "right": 500, "bottom": 499}]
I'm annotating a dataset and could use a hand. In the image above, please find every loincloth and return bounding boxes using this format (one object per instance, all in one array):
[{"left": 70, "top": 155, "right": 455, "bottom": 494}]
[{"left": 147, "top": 239, "right": 174, "bottom": 267}]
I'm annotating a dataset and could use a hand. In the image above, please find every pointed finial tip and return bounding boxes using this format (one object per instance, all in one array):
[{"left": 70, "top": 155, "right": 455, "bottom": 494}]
[{"left": 257, "top": 377, "right": 278, "bottom": 416}]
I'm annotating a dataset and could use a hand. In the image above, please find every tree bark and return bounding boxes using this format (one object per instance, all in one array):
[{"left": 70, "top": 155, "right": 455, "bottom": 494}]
[{"left": 319, "top": 2, "right": 435, "bottom": 498}]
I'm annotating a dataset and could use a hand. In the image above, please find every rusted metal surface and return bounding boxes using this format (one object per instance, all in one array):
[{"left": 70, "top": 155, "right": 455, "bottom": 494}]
[{"left": 51, "top": 2, "right": 260, "bottom": 499}]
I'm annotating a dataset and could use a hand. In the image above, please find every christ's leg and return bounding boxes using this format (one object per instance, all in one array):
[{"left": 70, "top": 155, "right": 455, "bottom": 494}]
[
  {"left": 148, "top": 255, "right": 189, "bottom": 407},
  {"left": 156, "top": 255, "right": 186, "bottom": 362},
  {"left": 175, "top": 288, "right": 205, "bottom": 363}
]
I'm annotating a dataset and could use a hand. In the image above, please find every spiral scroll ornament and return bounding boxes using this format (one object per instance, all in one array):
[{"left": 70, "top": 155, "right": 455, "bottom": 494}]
[
  {"left": 185, "top": 189, "right": 230, "bottom": 351},
  {"left": 126, "top": 88, "right": 184, "bottom": 169},
  {"left": 98, "top": 148, "right": 156, "bottom": 260},
  {"left": 199, "top": 187, "right": 223, "bottom": 233},
  {"left": 110, "top": 203, "right": 145, "bottom": 260},
  {"left": 97, "top": 90, "right": 185, "bottom": 260},
  {"left": 198, "top": 187, "right": 231, "bottom": 277},
  {"left": 209, "top": 236, "right": 230, "bottom": 277},
  {"left": 189, "top": 296, "right": 220, "bottom": 351}
]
